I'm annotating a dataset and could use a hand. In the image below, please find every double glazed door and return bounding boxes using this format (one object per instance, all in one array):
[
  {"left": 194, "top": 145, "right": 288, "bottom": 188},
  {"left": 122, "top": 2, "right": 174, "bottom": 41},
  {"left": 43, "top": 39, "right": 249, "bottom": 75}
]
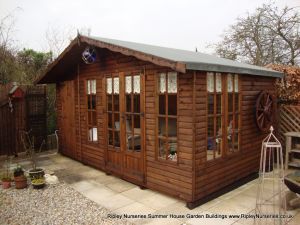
[{"left": 105, "top": 72, "right": 145, "bottom": 184}]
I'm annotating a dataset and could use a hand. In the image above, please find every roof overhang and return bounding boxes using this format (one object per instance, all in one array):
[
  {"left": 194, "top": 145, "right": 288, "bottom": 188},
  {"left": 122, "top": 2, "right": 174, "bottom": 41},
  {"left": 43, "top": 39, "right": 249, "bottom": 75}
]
[{"left": 36, "top": 35, "right": 186, "bottom": 84}]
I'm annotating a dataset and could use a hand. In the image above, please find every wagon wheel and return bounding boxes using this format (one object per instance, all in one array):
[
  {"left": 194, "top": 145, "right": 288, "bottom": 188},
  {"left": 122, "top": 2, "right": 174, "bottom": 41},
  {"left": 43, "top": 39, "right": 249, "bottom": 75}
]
[{"left": 255, "top": 91, "right": 275, "bottom": 132}]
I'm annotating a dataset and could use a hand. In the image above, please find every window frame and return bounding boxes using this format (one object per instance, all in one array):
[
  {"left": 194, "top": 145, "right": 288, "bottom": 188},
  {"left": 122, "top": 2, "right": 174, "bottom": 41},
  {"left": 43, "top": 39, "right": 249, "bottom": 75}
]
[
  {"left": 156, "top": 71, "right": 179, "bottom": 164},
  {"left": 86, "top": 79, "right": 98, "bottom": 143}
]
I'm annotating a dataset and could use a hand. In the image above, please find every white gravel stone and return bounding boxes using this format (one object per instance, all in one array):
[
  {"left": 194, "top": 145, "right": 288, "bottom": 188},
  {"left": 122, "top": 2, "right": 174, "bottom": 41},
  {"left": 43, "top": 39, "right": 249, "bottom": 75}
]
[{"left": 0, "top": 182, "right": 132, "bottom": 225}]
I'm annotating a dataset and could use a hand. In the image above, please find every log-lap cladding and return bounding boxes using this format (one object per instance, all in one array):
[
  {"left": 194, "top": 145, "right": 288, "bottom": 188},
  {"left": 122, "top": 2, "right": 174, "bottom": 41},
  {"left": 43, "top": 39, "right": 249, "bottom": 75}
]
[{"left": 37, "top": 35, "right": 282, "bottom": 208}]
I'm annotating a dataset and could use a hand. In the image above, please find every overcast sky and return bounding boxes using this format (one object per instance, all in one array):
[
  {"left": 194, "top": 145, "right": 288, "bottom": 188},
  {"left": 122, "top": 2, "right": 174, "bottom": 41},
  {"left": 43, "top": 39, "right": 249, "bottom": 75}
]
[{"left": 0, "top": 0, "right": 299, "bottom": 54}]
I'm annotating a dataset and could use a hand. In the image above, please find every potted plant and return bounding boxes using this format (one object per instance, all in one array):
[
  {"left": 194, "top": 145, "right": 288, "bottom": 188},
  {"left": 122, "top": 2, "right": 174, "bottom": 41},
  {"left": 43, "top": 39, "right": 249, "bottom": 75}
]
[
  {"left": 31, "top": 178, "right": 46, "bottom": 189},
  {"left": 1, "top": 158, "right": 12, "bottom": 189},
  {"left": 20, "top": 131, "right": 45, "bottom": 180},
  {"left": 13, "top": 165, "right": 27, "bottom": 189}
]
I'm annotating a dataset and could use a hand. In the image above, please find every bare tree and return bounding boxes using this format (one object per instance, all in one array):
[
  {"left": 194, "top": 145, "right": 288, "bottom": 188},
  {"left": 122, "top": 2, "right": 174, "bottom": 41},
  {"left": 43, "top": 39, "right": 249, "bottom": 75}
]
[{"left": 214, "top": 4, "right": 300, "bottom": 66}]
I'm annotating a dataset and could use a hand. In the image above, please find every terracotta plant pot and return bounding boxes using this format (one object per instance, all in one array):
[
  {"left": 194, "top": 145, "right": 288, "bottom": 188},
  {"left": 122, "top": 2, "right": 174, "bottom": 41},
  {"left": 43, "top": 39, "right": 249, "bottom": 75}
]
[
  {"left": 2, "top": 179, "right": 11, "bottom": 189},
  {"left": 14, "top": 175, "right": 28, "bottom": 189}
]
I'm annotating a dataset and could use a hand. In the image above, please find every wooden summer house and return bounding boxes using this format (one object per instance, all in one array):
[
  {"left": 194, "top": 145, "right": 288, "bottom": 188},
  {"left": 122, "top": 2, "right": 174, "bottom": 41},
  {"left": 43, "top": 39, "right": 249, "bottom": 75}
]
[{"left": 36, "top": 35, "right": 282, "bottom": 208}]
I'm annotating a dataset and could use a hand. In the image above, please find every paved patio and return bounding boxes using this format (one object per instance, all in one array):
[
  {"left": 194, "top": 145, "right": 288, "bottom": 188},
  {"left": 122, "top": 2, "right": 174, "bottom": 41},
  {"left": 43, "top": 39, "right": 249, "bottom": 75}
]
[{"left": 2, "top": 151, "right": 300, "bottom": 225}]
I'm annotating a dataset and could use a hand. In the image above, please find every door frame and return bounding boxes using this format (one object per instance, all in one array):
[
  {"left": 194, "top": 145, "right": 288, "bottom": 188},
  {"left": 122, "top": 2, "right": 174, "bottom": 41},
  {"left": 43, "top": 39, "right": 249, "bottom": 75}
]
[{"left": 103, "top": 71, "right": 146, "bottom": 185}]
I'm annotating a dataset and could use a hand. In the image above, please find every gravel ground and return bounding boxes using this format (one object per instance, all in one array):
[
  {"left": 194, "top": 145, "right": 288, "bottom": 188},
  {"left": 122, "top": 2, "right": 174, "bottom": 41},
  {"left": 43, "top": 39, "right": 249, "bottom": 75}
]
[{"left": 0, "top": 182, "right": 132, "bottom": 225}]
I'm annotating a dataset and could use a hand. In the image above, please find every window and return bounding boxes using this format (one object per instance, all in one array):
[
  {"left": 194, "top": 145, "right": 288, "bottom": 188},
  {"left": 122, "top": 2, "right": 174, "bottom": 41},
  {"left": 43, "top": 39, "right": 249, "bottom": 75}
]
[
  {"left": 87, "top": 80, "right": 97, "bottom": 142},
  {"left": 157, "top": 72, "right": 177, "bottom": 162},
  {"left": 207, "top": 73, "right": 223, "bottom": 160},
  {"left": 227, "top": 74, "right": 240, "bottom": 153},
  {"left": 106, "top": 76, "right": 120, "bottom": 148},
  {"left": 206, "top": 73, "right": 240, "bottom": 161}
]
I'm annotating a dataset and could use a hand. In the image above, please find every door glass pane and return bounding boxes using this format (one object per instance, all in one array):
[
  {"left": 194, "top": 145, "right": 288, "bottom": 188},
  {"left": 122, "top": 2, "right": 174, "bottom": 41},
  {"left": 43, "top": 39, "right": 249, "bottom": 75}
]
[
  {"left": 227, "top": 115, "right": 233, "bottom": 152},
  {"left": 113, "top": 95, "right": 119, "bottom": 111},
  {"left": 228, "top": 93, "right": 233, "bottom": 113},
  {"left": 168, "top": 72, "right": 177, "bottom": 93},
  {"left": 208, "top": 94, "right": 214, "bottom": 114},
  {"left": 125, "top": 76, "right": 132, "bottom": 94},
  {"left": 113, "top": 77, "right": 119, "bottom": 94},
  {"left": 159, "top": 73, "right": 166, "bottom": 93},
  {"left": 114, "top": 113, "right": 120, "bottom": 130},
  {"left": 159, "top": 95, "right": 166, "bottom": 115},
  {"left": 216, "top": 73, "right": 222, "bottom": 92},
  {"left": 126, "top": 94, "right": 131, "bottom": 112},
  {"left": 88, "top": 96, "right": 91, "bottom": 109},
  {"left": 133, "top": 94, "right": 140, "bottom": 113},
  {"left": 235, "top": 94, "right": 239, "bottom": 112},
  {"left": 114, "top": 131, "right": 120, "bottom": 147},
  {"left": 106, "top": 78, "right": 112, "bottom": 94},
  {"left": 107, "top": 95, "right": 112, "bottom": 111},
  {"left": 168, "top": 95, "right": 177, "bottom": 115},
  {"left": 216, "top": 94, "right": 221, "bottom": 114},
  {"left": 208, "top": 117, "right": 214, "bottom": 137},
  {"left": 133, "top": 115, "right": 141, "bottom": 152},
  {"left": 108, "top": 130, "right": 113, "bottom": 145},
  {"left": 133, "top": 75, "right": 140, "bottom": 94},
  {"left": 216, "top": 116, "right": 222, "bottom": 138},
  {"left": 227, "top": 74, "right": 233, "bottom": 92},
  {"left": 207, "top": 72, "right": 214, "bottom": 92}
]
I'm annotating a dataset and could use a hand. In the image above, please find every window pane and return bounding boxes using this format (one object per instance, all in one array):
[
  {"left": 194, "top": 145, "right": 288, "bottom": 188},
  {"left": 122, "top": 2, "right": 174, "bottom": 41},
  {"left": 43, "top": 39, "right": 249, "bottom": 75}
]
[
  {"left": 108, "top": 113, "right": 112, "bottom": 128},
  {"left": 91, "top": 95, "right": 96, "bottom": 109},
  {"left": 159, "top": 73, "right": 166, "bottom": 93},
  {"left": 113, "top": 77, "right": 119, "bottom": 94},
  {"left": 227, "top": 115, "right": 233, "bottom": 143},
  {"left": 107, "top": 95, "right": 112, "bottom": 111},
  {"left": 125, "top": 76, "right": 132, "bottom": 94},
  {"left": 168, "top": 72, "right": 177, "bottom": 93},
  {"left": 87, "top": 80, "right": 91, "bottom": 94},
  {"left": 216, "top": 94, "right": 221, "bottom": 115},
  {"left": 216, "top": 73, "right": 222, "bottom": 92},
  {"left": 113, "top": 95, "right": 119, "bottom": 111},
  {"left": 133, "top": 75, "right": 140, "bottom": 94},
  {"left": 133, "top": 94, "right": 140, "bottom": 113},
  {"left": 228, "top": 93, "right": 233, "bottom": 113},
  {"left": 207, "top": 72, "right": 214, "bottom": 92},
  {"left": 168, "top": 140, "right": 177, "bottom": 161},
  {"left": 168, "top": 95, "right": 177, "bottom": 115},
  {"left": 159, "top": 95, "right": 166, "bottom": 115},
  {"left": 88, "top": 96, "right": 91, "bottom": 109},
  {"left": 134, "top": 115, "right": 141, "bottom": 130},
  {"left": 158, "top": 117, "right": 166, "bottom": 137},
  {"left": 208, "top": 117, "right": 214, "bottom": 137},
  {"left": 89, "top": 128, "right": 93, "bottom": 141},
  {"left": 227, "top": 74, "right": 233, "bottom": 92},
  {"left": 108, "top": 131, "right": 113, "bottom": 145},
  {"left": 91, "top": 80, "right": 96, "bottom": 94},
  {"left": 168, "top": 118, "right": 177, "bottom": 137},
  {"left": 234, "top": 75, "right": 239, "bottom": 93},
  {"left": 92, "top": 111, "right": 97, "bottom": 126},
  {"left": 233, "top": 132, "right": 239, "bottom": 151},
  {"left": 208, "top": 94, "right": 214, "bottom": 115},
  {"left": 158, "top": 138, "right": 167, "bottom": 159},
  {"left": 126, "top": 94, "right": 131, "bottom": 112},
  {"left": 93, "top": 128, "right": 98, "bottom": 141},
  {"left": 106, "top": 78, "right": 112, "bottom": 94}
]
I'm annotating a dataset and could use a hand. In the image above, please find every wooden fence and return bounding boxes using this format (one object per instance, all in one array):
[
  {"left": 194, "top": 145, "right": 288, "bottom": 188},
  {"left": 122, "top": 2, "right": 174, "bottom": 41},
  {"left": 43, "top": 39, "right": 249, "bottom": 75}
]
[
  {"left": 0, "top": 85, "right": 47, "bottom": 156},
  {"left": 278, "top": 104, "right": 300, "bottom": 143}
]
